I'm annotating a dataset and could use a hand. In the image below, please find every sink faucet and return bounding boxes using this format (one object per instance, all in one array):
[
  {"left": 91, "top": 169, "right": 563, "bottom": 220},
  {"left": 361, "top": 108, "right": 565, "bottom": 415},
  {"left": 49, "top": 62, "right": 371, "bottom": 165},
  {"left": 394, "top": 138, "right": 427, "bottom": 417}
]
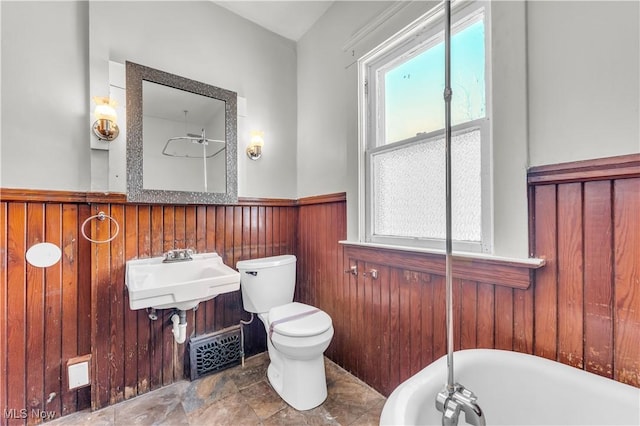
[
  {"left": 436, "top": 384, "right": 486, "bottom": 426},
  {"left": 163, "top": 249, "right": 194, "bottom": 263}
]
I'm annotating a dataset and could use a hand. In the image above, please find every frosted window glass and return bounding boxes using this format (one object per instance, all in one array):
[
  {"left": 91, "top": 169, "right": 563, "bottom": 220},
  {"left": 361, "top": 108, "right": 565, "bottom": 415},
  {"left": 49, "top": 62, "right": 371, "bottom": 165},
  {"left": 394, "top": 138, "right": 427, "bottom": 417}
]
[{"left": 373, "top": 129, "right": 481, "bottom": 242}]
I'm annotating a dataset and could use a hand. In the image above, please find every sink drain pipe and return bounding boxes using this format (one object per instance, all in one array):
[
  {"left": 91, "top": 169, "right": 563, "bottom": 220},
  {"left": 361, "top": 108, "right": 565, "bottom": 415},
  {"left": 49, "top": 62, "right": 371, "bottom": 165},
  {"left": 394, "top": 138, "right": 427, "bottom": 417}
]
[{"left": 171, "top": 310, "right": 188, "bottom": 344}]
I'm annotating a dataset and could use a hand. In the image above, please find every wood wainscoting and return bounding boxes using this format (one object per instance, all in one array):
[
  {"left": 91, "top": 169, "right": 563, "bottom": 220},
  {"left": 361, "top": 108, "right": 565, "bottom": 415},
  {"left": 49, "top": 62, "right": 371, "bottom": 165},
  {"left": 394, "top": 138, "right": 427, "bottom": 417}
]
[
  {"left": 295, "top": 154, "right": 640, "bottom": 397},
  {"left": 1, "top": 202, "right": 93, "bottom": 424},
  {"left": 528, "top": 154, "right": 640, "bottom": 384},
  {"left": 296, "top": 209, "right": 543, "bottom": 397},
  {"left": 0, "top": 193, "right": 298, "bottom": 424}
]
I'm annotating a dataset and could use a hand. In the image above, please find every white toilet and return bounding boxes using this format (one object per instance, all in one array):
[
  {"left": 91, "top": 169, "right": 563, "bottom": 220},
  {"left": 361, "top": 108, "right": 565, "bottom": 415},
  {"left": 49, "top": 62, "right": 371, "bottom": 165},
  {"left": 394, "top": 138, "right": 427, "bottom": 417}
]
[{"left": 236, "top": 254, "right": 334, "bottom": 410}]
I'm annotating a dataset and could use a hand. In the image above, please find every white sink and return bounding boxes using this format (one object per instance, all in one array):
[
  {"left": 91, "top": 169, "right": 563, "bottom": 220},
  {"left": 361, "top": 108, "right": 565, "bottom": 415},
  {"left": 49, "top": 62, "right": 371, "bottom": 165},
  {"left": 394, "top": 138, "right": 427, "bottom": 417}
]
[{"left": 125, "top": 252, "right": 240, "bottom": 311}]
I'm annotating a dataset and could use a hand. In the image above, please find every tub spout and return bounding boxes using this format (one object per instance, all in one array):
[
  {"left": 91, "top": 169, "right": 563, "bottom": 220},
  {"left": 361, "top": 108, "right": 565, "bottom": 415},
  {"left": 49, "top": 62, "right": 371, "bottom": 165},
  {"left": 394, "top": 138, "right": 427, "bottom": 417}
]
[{"left": 436, "top": 384, "right": 485, "bottom": 426}]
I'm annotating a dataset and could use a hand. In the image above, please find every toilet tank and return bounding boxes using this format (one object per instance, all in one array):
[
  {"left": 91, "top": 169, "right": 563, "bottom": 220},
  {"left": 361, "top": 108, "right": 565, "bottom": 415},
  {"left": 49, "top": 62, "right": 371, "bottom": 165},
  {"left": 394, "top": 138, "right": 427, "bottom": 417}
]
[{"left": 236, "top": 255, "right": 296, "bottom": 314}]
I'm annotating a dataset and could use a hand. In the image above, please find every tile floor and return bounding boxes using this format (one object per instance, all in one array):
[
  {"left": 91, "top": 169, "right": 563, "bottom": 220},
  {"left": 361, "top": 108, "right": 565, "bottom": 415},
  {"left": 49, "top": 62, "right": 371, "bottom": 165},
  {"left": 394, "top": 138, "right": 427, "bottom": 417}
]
[{"left": 48, "top": 353, "right": 385, "bottom": 425}]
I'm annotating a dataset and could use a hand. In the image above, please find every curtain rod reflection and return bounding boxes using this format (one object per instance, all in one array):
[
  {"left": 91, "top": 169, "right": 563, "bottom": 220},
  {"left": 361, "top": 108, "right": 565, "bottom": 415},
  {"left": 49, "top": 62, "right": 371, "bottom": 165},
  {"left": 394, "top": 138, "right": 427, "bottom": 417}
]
[
  {"left": 162, "top": 129, "right": 225, "bottom": 159},
  {"left": 162, "top": 110, "right": 225, "bottom": 159}
]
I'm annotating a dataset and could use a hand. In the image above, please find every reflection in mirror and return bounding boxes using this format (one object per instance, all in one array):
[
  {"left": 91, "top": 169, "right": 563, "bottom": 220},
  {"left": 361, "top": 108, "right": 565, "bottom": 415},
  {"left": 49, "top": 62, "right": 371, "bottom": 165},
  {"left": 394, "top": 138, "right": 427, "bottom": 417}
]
[
  {"left": 127, "top": 61, "right": 238, "bottom": 204},
  {"left": 143, "top": 81, "right": 226, "bottom": 193}
]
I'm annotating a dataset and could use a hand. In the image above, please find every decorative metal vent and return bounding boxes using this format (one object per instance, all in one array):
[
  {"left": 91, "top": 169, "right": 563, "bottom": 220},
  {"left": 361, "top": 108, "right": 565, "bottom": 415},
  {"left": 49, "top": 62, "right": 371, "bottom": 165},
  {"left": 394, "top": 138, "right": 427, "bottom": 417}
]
[{"left": 189, "top": 326, "right": 242, "bottom": 380}]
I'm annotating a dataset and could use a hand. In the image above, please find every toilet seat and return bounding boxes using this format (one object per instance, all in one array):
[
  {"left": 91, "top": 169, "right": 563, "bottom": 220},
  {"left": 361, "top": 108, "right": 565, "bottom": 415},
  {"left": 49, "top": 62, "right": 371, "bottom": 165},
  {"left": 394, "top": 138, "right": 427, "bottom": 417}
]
[{"left": 269, "top": 302, "right": 332, "bottom": 338}]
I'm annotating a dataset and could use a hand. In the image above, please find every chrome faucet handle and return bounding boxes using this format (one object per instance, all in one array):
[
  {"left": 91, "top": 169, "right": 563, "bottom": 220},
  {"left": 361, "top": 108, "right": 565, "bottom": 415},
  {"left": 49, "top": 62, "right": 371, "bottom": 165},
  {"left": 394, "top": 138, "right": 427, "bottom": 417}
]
[
  {"left": 436, "top": 384, "right": 485, "bottom": 426},
  {"left": 457, "top": 386, "right": 478, "bottom": 404},
  {"left": 163, "top": 249, "right": 194, "bottom": 263},
  {"left": 436, "top": 387, "right": 459, "bottom": 426}
]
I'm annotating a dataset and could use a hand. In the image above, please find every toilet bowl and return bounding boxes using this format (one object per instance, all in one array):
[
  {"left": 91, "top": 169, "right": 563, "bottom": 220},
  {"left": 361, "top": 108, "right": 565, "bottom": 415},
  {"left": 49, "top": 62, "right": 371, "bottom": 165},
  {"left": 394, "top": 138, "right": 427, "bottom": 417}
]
[
  {"left": 261, "top": 302, "right": 334, "bottom": 410},
  {"left": 237, "top": 255, "right": 334, "bottom": 410}
]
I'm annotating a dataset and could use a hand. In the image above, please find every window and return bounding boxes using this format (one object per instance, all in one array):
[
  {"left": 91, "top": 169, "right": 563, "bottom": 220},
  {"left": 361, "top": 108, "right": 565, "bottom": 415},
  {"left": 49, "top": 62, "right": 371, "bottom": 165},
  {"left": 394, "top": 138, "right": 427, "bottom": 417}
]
[{"left": 360, "top": 2, "right": 491, "bottom": 253}]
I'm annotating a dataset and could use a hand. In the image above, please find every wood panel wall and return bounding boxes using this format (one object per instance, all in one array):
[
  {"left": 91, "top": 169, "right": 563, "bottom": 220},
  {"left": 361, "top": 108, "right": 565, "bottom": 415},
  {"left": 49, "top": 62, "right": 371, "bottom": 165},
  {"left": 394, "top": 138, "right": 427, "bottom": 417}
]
[
  {"left": 88, "top": 203, "right": 298, "bottom": 410},
  {"left": 296, "top": 154, "right": 640, "bottom": 397},
  {"left": 296, "top": 196, "right": 347, "bottom": 365},
  {"left": 529, "top": 154, "right": 640, "bottom": 384},
  {"left": 0, "top": 202, "right": 93, "bottom": 425},
  {"left": 0, "top": 194, "right": 297, "bottom": 425}
]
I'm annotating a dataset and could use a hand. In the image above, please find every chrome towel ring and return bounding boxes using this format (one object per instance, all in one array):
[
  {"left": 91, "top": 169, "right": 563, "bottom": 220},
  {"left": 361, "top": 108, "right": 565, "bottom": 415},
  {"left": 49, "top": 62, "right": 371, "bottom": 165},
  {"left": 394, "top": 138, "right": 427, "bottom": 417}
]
[{"left": 81, "top": 211, "right": 120, "bottom": 244}]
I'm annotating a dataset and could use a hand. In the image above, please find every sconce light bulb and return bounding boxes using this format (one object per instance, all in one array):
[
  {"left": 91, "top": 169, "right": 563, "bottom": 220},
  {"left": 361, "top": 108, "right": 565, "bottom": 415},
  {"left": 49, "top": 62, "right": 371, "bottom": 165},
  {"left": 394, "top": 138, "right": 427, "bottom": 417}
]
[
  {"left": 93, "top": 96, "right": 117, "bottom": 122},
  {"left": 92, "top": 96, "right": 119, "bottom": 141},
  {"left": 250, "top": 131, "right": 264, "bottom": 147},
  {"left": 94, "top": 104, "right": 117, "bottom": 122},
  {"left": 247, "top": 130, "right": 264, "bottom": 160}
]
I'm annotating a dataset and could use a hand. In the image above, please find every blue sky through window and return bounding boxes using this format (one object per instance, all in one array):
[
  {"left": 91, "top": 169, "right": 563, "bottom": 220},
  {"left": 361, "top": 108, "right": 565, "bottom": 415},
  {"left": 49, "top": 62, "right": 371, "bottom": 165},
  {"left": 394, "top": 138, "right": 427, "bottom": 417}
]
[{"left": 384, "top": 19, "right": 485, "bottom": 144}]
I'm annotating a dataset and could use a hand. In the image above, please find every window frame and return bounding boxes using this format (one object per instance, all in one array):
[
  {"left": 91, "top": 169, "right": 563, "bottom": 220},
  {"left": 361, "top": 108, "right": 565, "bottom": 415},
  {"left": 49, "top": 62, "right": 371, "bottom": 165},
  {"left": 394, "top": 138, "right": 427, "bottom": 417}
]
[{"left": 358, "top": 0, "right": 493, "bottom": 253}]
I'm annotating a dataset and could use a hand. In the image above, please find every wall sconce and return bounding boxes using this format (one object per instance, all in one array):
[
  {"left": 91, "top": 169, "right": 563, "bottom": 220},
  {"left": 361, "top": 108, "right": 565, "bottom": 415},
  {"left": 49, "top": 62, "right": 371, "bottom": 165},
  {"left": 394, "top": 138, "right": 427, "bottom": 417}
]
[
  {"left": 92, "top": 96, "right": 119, "bottom": 141},
  {"left": 246, "top": 130, "right": 264, "bottom": 160}
]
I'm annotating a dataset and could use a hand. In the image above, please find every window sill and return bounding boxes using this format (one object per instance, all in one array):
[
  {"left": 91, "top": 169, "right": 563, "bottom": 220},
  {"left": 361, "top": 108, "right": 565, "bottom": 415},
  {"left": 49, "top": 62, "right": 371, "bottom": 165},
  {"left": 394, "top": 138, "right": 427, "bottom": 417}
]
[{"left": 339, "top": 241, "right": 545, "bottom": 289}]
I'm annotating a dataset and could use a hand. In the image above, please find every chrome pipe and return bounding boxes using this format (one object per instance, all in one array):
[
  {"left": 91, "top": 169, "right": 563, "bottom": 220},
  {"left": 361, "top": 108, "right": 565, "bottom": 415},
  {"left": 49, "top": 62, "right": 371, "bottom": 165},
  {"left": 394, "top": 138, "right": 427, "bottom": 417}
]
[
  {"left": 436, "top": 1, "right": 486, "bottom": 424},
  {"left": 443, "top": 0, "right": 454, "bottom": 395}
]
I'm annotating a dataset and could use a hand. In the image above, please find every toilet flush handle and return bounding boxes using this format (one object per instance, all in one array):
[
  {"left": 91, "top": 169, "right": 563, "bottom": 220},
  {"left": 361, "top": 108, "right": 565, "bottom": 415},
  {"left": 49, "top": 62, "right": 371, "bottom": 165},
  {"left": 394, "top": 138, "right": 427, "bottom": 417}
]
[{"left": 245, "top": 271, "right": 258, "bottom": 276}]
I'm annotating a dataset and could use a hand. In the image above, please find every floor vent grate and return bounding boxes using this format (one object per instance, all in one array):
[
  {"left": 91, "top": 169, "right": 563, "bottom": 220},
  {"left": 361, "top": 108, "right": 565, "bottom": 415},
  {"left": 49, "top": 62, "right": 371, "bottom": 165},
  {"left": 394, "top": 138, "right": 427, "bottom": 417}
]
[{"left": 188, "top": 326, "right": 242, "bottom": 380}]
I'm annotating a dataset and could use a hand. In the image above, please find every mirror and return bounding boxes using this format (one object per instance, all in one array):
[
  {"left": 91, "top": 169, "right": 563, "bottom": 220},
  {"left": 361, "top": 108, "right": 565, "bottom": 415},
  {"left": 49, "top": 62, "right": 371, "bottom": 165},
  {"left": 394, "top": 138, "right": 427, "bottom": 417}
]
[{"left": 126, "top": 61, "right": 238, "bottom": 204}]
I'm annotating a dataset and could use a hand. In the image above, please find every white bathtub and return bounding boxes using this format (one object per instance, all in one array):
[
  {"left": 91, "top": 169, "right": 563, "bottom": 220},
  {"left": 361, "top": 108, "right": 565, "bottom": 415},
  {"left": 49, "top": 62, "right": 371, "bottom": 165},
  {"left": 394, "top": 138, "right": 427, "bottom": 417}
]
[{"left": 380, "top": 349, "right": 640, "bottom": 425}]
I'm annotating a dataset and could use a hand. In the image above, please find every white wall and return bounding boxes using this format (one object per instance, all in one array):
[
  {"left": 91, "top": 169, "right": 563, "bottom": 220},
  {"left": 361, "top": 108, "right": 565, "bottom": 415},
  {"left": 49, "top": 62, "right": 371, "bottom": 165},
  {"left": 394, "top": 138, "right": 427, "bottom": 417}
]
[
  {"left": 1, "top": 1, "right": 90, "bottom": 191},
  {"left": 1, "top": 1, "right": 299, "bottom": 198},
  {"left": 528, "top": 1, "right": 640, "bottom": 165},
  {"left": 296, "top": 1, "right": 394, "bottom": 198}
]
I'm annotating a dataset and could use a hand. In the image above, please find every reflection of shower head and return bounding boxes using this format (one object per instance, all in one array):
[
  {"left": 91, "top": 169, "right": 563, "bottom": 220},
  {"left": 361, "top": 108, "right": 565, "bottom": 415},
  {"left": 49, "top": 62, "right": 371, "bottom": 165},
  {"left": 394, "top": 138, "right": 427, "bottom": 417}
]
[{"left": 162, "top": 130, "right": 225, "bottom": 158}]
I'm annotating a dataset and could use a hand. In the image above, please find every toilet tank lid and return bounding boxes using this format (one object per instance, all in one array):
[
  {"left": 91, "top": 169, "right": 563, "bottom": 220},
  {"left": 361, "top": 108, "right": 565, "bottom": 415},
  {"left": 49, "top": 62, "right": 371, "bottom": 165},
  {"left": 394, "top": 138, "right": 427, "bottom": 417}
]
[{"left": 236, "top": 254, "right": 296, "bottom": 270}]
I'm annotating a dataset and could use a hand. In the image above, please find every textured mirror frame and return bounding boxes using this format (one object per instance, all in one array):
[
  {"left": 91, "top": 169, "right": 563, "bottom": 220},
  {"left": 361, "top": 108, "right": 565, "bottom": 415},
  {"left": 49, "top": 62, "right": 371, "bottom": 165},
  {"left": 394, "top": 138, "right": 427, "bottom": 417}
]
[{"left": 126, "top": 61, "right": 238, "bottom": 204}]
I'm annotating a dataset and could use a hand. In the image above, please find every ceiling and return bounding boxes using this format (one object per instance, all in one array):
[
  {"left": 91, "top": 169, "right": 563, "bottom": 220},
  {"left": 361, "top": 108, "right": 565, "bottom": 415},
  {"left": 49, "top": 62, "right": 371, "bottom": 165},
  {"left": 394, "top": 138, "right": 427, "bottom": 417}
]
[{"left": 214, "top": 1, "right": 334, "bottom": 41}]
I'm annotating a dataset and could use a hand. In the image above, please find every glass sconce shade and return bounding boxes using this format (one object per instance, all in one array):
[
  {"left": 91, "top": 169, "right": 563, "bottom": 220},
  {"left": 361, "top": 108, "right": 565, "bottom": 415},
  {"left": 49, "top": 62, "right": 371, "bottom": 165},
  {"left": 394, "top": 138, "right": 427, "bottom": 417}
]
[
  {"left": 247, "top": 130, "right": 264, "bottom": 160},
  {"left": 92, "top": 96, "right": 119, "bottom": 141}
]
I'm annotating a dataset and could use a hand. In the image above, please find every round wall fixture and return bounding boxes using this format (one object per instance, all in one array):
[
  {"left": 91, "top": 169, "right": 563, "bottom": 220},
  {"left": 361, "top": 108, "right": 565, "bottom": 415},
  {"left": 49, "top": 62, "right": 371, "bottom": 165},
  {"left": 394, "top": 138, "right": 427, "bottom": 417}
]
[{"left": 26, "top": 242, "right": 62, "bottom": 268}]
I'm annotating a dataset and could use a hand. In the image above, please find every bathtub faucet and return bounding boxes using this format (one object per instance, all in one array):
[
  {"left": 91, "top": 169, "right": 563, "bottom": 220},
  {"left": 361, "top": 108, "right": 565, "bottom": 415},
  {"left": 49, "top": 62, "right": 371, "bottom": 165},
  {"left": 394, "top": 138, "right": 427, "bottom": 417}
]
[{"left": 436, "top": 384, "right": 486, "bottom": 426}]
